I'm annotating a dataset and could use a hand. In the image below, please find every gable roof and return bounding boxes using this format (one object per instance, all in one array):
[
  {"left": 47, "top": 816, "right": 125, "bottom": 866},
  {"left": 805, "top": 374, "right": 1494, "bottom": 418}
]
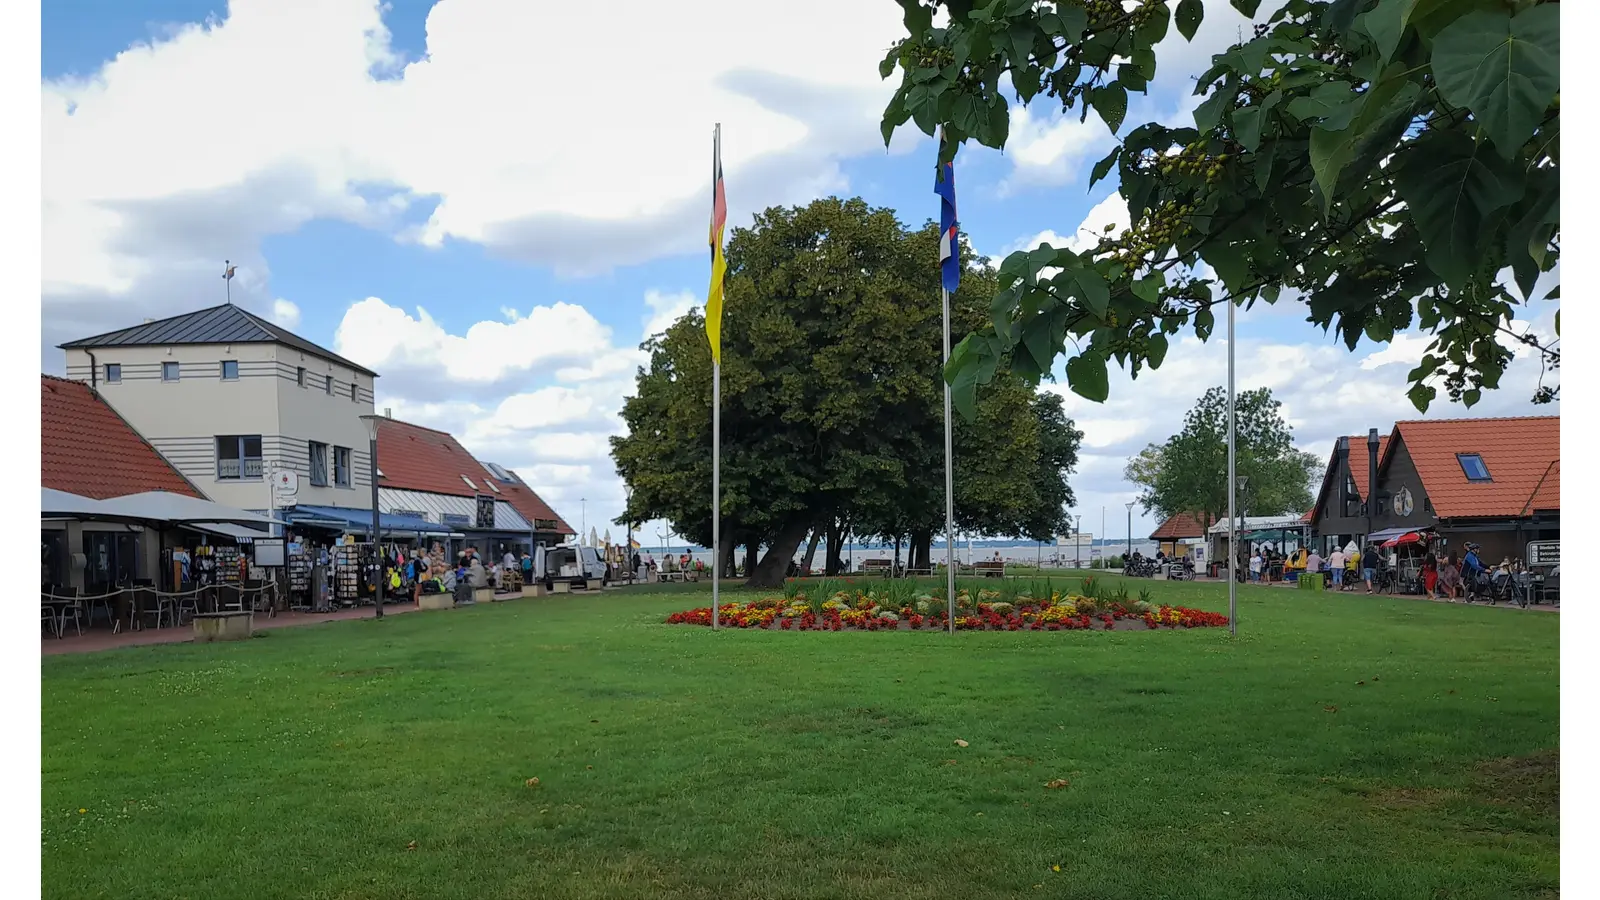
[
  {"left": 1523, "top": 460, "right": 1559, "bottom": 515},
  {"left": 373, "top": 418, "right": 574, "bottom": 536},
  {"left": 1150, "top": 512, "right": 1213, "bottom": 541},
  {"left": 59, "top": 303, "right": 377, "bottom": 377},
  {"left": 1381, "top": 416, "right": 1559, "bottom": 519},
  {"left": 1311, "top": 434, "right": 1390, "bottom": 521},
  {"left": 41, "top": 375, "right": 203, "bottom": 500}
]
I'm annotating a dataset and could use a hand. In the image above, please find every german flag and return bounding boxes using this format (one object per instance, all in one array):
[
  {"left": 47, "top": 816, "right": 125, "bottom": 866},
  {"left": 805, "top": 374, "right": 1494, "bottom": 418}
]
[{"left": 706, "top": 125, "right": 727, "bottom": 363}]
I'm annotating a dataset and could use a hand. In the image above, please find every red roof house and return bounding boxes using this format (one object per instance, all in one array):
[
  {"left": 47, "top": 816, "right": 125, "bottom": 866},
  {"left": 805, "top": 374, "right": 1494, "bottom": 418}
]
[
  {"left": 1380, "top": 416, "right": 1560, "bottom": 520},
  {"left": 41, "top": 375, "right": 202, "bottom": 499},
  {"left": 374, "top": 417, "right": 573, "bottom": 537},
  {"left": 1149, "top": 512, "right": 1213, "bottom": 541}
]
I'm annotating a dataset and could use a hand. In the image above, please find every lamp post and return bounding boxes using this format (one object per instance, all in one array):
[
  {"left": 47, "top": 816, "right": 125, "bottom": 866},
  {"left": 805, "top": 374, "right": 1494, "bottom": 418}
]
[
  {"left": 359, "top": 415, "right": 384, "bottom": 620},
  {"left": 580, "top": 498, "right": 588, "bottom": 543},
  {"left": 1125, "top": 501, "right": 1135, "bottom": 562}
]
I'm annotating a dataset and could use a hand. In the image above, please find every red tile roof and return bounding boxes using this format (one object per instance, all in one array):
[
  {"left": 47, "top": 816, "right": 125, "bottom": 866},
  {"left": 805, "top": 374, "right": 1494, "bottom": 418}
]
[
  {"left": 1384, "top": 416, "right": 1559, "bottom": 519},
  {"left": 1522, "top": 460, "right": 1560, "bottom": 515},
  {"left": 1347, "top": 435, "right": 1389, "bottom": 500},
  {"left": 1150, "top": 512, "right": 1213, "bottom": 541},
  {"left": 41, "top": 375, "right": 202, "bottom": 500},
  {"left": 374, "top": 417, "right": 574, "bottom": 535}
]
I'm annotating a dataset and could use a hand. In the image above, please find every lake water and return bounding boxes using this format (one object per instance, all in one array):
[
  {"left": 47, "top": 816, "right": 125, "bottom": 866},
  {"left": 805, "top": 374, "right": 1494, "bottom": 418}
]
[{"left": 625, "top": 539, "right": 1160, "bottom": 569}]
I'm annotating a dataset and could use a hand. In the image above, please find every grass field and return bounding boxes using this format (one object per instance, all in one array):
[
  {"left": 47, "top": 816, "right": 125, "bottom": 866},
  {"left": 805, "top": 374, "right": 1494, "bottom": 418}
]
[{"left": 41, "top": 577, "right": 1559, "bottom": 900}]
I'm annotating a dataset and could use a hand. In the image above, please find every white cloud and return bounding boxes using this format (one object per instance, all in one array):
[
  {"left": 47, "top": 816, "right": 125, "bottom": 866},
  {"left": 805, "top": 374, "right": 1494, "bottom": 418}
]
[
  {"left": 41, "top": 0, "right": 910, "bottom": 350},
  {"left": 643, "top": 289, "right": 699, "bottom": 340},
  {"left": 271, "top": 298, "right": 301, "bottom": 329}
]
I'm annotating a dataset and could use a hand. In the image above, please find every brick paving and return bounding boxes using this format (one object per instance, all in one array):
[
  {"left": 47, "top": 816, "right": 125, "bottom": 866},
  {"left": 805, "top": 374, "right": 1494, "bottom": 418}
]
[{"left": 40, "top": 604, "right": 422, "bottom": 656}]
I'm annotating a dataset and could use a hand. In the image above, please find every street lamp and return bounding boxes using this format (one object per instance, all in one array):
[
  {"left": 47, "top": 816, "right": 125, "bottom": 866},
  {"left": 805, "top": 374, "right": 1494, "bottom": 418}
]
[
  {"left": 359, "top": 415, "right": 384, "bottom": 620},
  {"left": 1125, "top": 501, "right": 1135, "bottom": 562}
]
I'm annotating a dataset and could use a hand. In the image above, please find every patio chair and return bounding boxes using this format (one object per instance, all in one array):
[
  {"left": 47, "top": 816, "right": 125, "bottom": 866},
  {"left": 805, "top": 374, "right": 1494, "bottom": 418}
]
[
  {"left": 42, "top": 600, "right": 60, "bottom": 639},
  {"left": 172, "top": 588, "right": 198, "bottom": 627},
  {"left": 60, "top": 593, "right": 84, "bottom": 637}
]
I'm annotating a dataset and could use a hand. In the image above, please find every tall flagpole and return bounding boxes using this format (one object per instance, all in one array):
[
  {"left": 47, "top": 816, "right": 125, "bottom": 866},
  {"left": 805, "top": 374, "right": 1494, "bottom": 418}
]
[
  {"left": 711, "top": 123, "right": 722, "bottom": 631},
  {"left": 1227, "top": 291, "right": 1238, "bottom": 636},
  {"left": 943, "top": 285, "right": 956, "bottom": 635}
]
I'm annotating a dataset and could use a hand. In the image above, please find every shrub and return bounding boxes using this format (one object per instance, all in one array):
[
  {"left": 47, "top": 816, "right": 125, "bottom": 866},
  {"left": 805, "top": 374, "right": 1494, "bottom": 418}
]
[
  {"left": 1074, "top": 594, "right": 1100, "bottom": 616},
  {"left": 1079, "top": 575, "right": 1100, "bottom": 600}
]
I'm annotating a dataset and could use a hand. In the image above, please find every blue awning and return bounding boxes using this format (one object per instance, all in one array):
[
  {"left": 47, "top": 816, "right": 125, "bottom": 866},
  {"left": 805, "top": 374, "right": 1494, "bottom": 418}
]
[{"left": 283, "top": 504, "right": 446, "bottom": 537}]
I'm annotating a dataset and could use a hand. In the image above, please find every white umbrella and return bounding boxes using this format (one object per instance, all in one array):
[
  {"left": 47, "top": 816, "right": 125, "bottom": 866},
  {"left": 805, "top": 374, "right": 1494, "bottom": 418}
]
[
  {"left": 95, "top": 490, "right": 287, "bottom": 527},
  {"left": 604, "top": 529, "right": 613, "bottom": 547},
  {"left": 589, "top": 527, "right": 600, "bottom": 548}
]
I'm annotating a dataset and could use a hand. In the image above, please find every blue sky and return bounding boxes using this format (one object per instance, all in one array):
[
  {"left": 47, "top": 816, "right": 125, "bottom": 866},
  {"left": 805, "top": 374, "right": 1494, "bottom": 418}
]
[{"left": 40, "top": 0, "right": 1560, "bottom": 545}]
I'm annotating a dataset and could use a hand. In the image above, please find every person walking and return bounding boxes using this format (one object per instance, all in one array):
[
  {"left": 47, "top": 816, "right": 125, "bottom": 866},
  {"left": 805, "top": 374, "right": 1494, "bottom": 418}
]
[
  {"left": 1329, "top": 545, "right": 1346, "bottom": 591},
  {"left": 1249, "top": 549, "right": 1263, "bottom": 583},
  {"left": 1364, "top": 544, "right": 1382, "bottom": 594}
]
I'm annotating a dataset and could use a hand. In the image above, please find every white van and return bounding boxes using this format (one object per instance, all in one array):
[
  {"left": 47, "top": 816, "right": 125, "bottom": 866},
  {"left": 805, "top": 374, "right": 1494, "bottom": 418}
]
[{"left": 532, "top": 544, "right": 608, "bottom": 589}]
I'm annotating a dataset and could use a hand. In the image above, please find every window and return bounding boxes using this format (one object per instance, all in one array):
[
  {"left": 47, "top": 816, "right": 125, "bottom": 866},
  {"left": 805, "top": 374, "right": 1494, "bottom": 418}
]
[
  {"left": 324, "top": 374, "right": 334, "bottom": 395},
  {"left": 308, "top": 441, "right": 329, "bottom": 487},
  {"left": 296, "top": 366, "right": 306, "bottom": 387},
  {"left": 1457, "top": 453, "right": 1492, "bottom": 482},
  {"left": 350, "top": 382, "right": 358, "bottom": 402},
  {"left": 221, "top": 360, "right": 239, "bottom": 381},
  {"left": 460, "top": 475, "right": 479, "bottom": 490},
  {"left": 162, "top": 362, "right": 179, "bottom": 382},
  {"left": 104, "top": 363, "right": 121, "bottom": 383},
  {"left": 334, "top": 446, "right": 352, "bottom": 487},
  {"left": 216, "top": 435, "right": 264, "bottom": 480}
]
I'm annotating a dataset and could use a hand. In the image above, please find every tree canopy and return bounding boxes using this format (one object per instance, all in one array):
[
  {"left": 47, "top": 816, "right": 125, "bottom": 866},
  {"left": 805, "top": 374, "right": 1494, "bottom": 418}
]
[
  {"left": 1124, "top": 386, "right": 1320, "bottom": 526},
  {"left": 610, "top": 196, "right": 1082, "bottom": 587},
  {"left": 879, "top": 0, "right": 1560, "bottom": 419}
]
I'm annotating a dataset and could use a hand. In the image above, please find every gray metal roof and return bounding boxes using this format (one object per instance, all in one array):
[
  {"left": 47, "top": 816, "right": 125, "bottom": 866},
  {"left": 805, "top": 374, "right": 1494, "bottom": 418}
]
[{"left": 59, "top": 303, "right": 378, "bottom": 377}]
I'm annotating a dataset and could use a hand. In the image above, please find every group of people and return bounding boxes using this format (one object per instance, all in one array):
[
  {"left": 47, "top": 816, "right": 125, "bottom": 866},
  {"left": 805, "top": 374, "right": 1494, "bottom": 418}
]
[
  {"left": 1244, "top": 542, "right": 1387, "bottom": 593},
  {"left": 1421, "top": 543, "right": 1528, "bottom": 601}
]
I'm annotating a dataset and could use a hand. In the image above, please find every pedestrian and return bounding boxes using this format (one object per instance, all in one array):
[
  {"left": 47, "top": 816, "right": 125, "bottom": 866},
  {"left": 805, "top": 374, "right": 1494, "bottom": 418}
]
[
  {"left": 1249, "top": 549, "right": 1263, "bottom": 583},
  {"left": 1420, "top": 551, "right": 1437, "bottom": 597},
  {"left": 1438, "top": 552, "right": 1462, "bottom": 601},
  {"left": 1329, "top": 545, "right": 1346, "bottom": 590},
  {"left": 1364, "top": 544, "right": 1382, "bottom": 594}
]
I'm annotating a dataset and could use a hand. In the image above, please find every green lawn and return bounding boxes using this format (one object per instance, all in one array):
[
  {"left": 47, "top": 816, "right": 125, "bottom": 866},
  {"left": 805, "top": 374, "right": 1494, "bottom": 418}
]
[{"left": 42, "top": 577, "right": 1559, "bottom": 900}]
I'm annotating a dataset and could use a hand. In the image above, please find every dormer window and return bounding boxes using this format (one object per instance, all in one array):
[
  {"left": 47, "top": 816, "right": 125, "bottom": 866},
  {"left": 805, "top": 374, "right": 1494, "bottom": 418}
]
[{"left": 1457, "top": 454, "right": 1492, "bottom": 482}]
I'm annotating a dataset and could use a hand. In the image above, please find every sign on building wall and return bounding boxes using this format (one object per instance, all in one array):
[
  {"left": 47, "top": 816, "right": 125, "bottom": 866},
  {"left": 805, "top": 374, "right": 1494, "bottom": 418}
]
[
  {"left": 475, "top": 494, "right": 496, "bottom": 530},
  {"left": 1527, "top": 541, "right": 1559, "bottom": 567}
]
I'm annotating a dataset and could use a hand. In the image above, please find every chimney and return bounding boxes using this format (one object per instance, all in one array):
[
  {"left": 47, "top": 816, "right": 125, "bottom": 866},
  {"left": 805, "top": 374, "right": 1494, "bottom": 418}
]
[
  {"left": 384, "top": 408, "right": 392, "bottom": 418},
  {"left": 1366, "top": 429, "right": 1380, "bottom": 538}
]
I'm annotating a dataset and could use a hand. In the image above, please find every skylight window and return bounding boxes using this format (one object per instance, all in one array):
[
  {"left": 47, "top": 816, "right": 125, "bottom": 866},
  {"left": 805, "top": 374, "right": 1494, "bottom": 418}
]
[
  {"left": 460, "top": 475, "right": 479, "bottom": 490},
  {"left": 486, "top": 480, "right": 501, "bottom": 493},
  {"left": 1457, "top": 454, "right": 1492, "bottom": 482}
]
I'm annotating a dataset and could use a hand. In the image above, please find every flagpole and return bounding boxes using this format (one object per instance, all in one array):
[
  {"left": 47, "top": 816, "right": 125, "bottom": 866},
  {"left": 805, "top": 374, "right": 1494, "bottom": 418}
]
[
  {"left": 943, "top": 286, "right": 956, "bottom": 636},
  {"left": 711, "top": 122, "right": 722, "bottom": 631},
  {"left": 1227, "top": 291, "right": 1238, "bottom": 637}
]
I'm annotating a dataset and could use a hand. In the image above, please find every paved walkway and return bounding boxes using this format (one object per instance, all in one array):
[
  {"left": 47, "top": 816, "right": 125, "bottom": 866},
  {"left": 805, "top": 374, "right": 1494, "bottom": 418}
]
[{"left": 40, "top": 604, "right": 422, "bottom": 656}]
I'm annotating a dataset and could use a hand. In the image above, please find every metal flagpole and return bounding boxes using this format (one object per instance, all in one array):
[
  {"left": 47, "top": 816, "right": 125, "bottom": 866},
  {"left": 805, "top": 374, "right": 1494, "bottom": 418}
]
[
  {"left": 1227, "top": 293, "right": 1238, "bottom": 636},
  {"left": 711, "top": 122, "right": 722, "bottom": 631},
  {"left": 943, "top": 286, "right": 956, "bottom": 635}
]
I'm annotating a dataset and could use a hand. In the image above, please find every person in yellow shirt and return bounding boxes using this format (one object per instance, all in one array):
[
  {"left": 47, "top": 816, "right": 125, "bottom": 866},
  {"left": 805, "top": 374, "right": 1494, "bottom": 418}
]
[{"left": 1344, "top": 546, "right": 1360, "bottom": 592}]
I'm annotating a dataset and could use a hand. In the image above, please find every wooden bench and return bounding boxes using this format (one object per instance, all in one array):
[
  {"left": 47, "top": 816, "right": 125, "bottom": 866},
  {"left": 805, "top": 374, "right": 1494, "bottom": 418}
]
[
  {"left": 974, "top": 561, "right": 1006, "bottom": 578},
  {"left": 860, "top": 559, "right": 893, "bottom": 577}
]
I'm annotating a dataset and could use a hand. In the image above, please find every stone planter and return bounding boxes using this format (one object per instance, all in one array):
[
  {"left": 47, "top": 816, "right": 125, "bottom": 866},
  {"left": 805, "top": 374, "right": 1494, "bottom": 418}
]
[
  {"left": 474, "top": 587, "right": 495, "bottom": 604},
  {"left": 418, "top": 592, "right": 454, "bottom": 611},
  {"left": 521, "top": 584, "right": 547, "bottom": 599},
  {"left": 192, "top": 611, "right": 254, "bottom": 643},
  {"left": 553, "top": 581, "right": 572, "bottom": 594},
  {"left": 585, "top": 578, "right": 604, "bottom": 592}
]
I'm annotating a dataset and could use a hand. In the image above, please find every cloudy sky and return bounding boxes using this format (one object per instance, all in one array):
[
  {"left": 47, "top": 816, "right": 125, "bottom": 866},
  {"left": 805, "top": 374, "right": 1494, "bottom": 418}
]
[{"left": 39, "top": 0, "right": 1561, "bottom": 546}]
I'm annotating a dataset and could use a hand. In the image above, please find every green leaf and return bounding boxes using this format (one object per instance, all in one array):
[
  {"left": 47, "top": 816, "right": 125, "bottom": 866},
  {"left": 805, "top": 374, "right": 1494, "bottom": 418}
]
[
  {"left": 1145, "top": 332, "right": 1170, "bottom": 369},
  {"left": 1554, "top": 310, "right": 1560, "bottom": 335},
  {"left": 1090, "top": 83, "right": 1128, "bottom": 134},
  {"left": 1505, "top": 167, "right": 1559, "bottom": 300},
  {"left": 1406, "top": 381, "right": 1436, "bottom": 413},
  {"left": 1202, "top": 242, "right": 1250, "bottom": 296},
  {"left": 1118, "top": 63, "right": 1148, "bottom": 93},
  {"left": 1431, "top": 6, "right": 1561, "bottom": 158},
  {"left": 878, "top": 46, "right": 901, "bottom": 80},
  {"left": 1357, "top": 0, "right": 1419, "bottom": 65},
  {"left": 1231, "top": 107, "right": 1263, "bottom": 153},
  {"left": 1396, "top": 131, "right": 1525, "bottom": 289},
  {"left": 1230, "top": 0, "right": 1261, "bottom": 16},
  {"left": 1066, "top": 354, "right": 1110, "bottom": 403},
  {"left": 1022, "top": 315, "right": 1061, "bottom": 377},
  {"left": 898, "top": 0, "right": 933, "bottom": 37},
  {"left": 1194, "top": 306, "right": 1215, "bottom": 341},
  {"left": 1135, "top": 1, "right": 1171, "bottom": 45},
  {"left": 951, "top": 93, "right": 984, "bottom": 135},
  {"left": 1308, "top": 126, "right": 1356, "bottom": 212},
  {"left": 1131, "top": 271, "right": 1165, "bottom": 304},
  {"left": 1041, "top": 6, "right": 1088, "bottom": 42},
  {"left": 1193, "top": 82, "right": 1237, "bottom": 133},
  {"left": 1463, "top": 387, "right": 1482, "bottom": 408},
  {"left": 1089, "top": 147, "right": 1121, "bottom": 189},
  {"left": 1061, "top": 265, "right": 1111, "bottom": 318},
  {"left": 1176, "top": 0, "right": 1204, "bottom": 41},
  {"left": 880, "top": 94, "right": 911, "bottom": 146}
]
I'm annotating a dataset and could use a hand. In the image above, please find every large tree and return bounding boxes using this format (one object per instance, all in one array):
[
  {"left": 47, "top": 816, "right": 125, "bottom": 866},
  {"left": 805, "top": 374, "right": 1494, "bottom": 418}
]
[
  {"left": 611, "top": 196, "right": 1081, "bottom": 588},
  {"left": 879, "top": 0, "right": 1560, "bottom": 418},
  {"left": 1126, "top": 386, "right": 1320, "bottom": 526}
]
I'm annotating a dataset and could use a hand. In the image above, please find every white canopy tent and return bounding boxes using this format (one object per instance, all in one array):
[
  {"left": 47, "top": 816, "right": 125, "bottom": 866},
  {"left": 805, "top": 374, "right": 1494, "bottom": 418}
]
[{"left": 92, "top": 491, "right": 287, "bottom": 528}]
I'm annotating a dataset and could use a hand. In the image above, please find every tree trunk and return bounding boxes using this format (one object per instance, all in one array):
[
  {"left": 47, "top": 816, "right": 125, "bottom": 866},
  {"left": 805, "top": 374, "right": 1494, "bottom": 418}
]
[
  {"left": 800, "top": 527, "right": 822, "bottom": 575},
  {"left": 747, "top": 521, "right": 811, "bottom": 589},
  {"left": 911, "top": 530, "right": 932, "bottom": 572},
  {"left": 893, "top": 536, "right": 902, "bottom": 575},
  {"left": 717, "top": 531, "right": 736, "bottom": 579},
  {"left": 743, "top": 542, "right": 759, "bottom": 578},
  {"left": 825, "top": 519, "right": 843, "bottom": 576}
]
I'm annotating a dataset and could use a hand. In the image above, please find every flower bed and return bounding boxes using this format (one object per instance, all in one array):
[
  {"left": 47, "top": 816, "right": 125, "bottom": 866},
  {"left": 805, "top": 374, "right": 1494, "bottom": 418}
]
[{"left": 664, "top": 585, "right": 1227, "bottom": 632}]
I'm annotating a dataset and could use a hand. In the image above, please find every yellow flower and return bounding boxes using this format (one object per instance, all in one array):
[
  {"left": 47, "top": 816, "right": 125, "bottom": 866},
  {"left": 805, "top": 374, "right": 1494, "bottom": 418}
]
[
  {"left": 78, "top": 808, "right": 86, "bottom": 814},
  {"left": 1052, "top": 865, "right": 1060, "bottom": 872}
]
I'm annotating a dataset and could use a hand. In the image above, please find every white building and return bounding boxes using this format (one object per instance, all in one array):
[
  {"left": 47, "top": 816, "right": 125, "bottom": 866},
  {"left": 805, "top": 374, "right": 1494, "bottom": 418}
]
[{"left": 60, "top": 303, "right": 378, "bottom": 514}]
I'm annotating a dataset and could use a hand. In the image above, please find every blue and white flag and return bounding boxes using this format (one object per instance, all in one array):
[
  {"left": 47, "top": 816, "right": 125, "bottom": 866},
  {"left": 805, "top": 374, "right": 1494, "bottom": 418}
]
[{"left": 934, "top": 128, "right": 960, "bottom": 295}]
